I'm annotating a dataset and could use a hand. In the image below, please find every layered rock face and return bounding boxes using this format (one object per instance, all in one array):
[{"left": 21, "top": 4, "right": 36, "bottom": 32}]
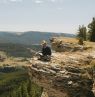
[
  {"left": 29, "top": 52, "right": 95, "bottom": 97},
  {"left": 29, "top": 37, "right": 95, "bottom": 97}
]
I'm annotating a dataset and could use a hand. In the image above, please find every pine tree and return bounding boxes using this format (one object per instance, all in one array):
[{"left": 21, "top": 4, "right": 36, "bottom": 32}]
[
  {"left": 77, "top": 25, "right": 87, "bottom": 41},
  {"left": 27, "top": 79, "right": 33, "bottom": 97},
  {"left": 16, "top": 86, "right": 22, "bottom": 97},
  {"left": 88, "top": 17, "right": 95, "bottom": 42},
  {"left": 21, "top": 82, "right": 29, "bottom": 97}
]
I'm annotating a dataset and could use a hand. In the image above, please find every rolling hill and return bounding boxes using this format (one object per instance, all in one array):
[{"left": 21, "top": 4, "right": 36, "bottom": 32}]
[{"left": 0, "top": 31, "right": 76, "bottom": 45}]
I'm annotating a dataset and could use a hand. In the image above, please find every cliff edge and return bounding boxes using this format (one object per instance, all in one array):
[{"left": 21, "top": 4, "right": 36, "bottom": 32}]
[{"left": 29, "top": 37, "right": 95, "bottom": 97}]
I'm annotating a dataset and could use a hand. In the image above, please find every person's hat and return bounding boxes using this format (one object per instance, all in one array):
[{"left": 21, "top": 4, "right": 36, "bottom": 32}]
[{"left": 41, "top": 40, "right": 47, "bottom": 45}]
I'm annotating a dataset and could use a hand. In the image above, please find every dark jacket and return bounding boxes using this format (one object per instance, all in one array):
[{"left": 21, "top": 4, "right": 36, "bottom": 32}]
[{"left": 42, "top": 46, "right": 51, "bottom": 56}]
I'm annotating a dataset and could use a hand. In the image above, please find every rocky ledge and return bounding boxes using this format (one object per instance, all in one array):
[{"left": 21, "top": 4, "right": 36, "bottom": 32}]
[{"left": 29, "top": 51, "right": 95, "bottom": 97}]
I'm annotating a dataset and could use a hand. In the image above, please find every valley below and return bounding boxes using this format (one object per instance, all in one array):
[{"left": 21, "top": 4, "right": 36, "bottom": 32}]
[{"left": 0, "top": 43, "right": 42, "bottom": 97}]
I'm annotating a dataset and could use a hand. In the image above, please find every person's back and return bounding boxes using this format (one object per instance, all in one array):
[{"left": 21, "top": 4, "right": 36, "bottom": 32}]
[{"left": 42, "top": 46, "right": 51, "bottom": 56}]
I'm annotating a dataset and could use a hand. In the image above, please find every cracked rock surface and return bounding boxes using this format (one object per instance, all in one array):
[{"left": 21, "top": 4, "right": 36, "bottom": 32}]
[{"left": 29, "top": 51, "right": 95, "bottom": 97}]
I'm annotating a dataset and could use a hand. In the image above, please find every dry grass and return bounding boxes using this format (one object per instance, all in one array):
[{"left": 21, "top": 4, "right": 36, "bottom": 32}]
[
  {"left": 53, "top": 37, "right": 78, "bottom": 43},
  {"left": 0, "top": 58, "right": 29, "bottom": 66},
  {"left": 0, "top": 51, "right": 30, "bottom": 67},
  {"left": 53, "top": 37, "right": 95, "bottom": 47}
]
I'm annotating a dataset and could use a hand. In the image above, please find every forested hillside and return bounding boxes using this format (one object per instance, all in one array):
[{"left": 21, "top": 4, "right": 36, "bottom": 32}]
[
  {"left": 0, "top": 67, "right": 42, "bottom": 97},
  {"left": 0, "top": 31, "right": 75, "bottom": 45}
]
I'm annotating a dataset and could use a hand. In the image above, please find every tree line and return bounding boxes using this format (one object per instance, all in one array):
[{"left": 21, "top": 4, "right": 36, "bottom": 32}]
[
  {"left": 0, "top": 68, "right": 42, "bottom": 97},
  {"left": 77, "top": 17, "right": 95, "bottom": 42}
]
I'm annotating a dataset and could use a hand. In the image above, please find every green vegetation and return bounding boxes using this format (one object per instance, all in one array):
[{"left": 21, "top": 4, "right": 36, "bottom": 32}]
[
  {"left": 77, "top": 25, "right": 87, "bottom": 41},
  {"left": 0, "top": 42, "right": 43, "bottom": 97},
  {"left": 0, "top": 43, "right": 42, "bottom": 97},
  {"left": 0, "top": 43, "right": 31, "bottom": 58},
  {"left": 77, "top": 17, "right": 95, "bottom": 42},
  {"left": 0, "top": 43, "right": 41, "bottom": 58},
  {"left": 88, "top": 17, "right": 95, "bottom": 42},
  {"left": 0, "top": 67, "right": 42, "bottom": 97}
]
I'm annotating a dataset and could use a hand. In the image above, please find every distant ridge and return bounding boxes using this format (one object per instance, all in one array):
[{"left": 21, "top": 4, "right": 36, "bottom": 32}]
[{"left": 0, "top": 31, "right": 76, "bottom": 45}]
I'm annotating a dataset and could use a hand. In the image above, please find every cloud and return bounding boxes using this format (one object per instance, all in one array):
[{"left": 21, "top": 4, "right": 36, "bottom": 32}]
[
  {"left": 0, "top": 0, "right": 7, "bottom": 3},
  {"left": 57, "top": 7, "right": 63, "bottom": 10},
  {"left": 10, "top": 0, "right": 17, "bottom": 2},
  {"left": 34, "top": 0, "right": 44, "bottom": 4},
  {"left": 50, "top": 0, "right": 64, "bottom": 3},
  {"left": 33, "top": 0, "right": 57, "bottom": 4},
  {"left": 9, "top": 0, "right": 23, "bottom": 2},
  {"left": 50, "top": 0, "right": 56, "bottom": 2},
  {"left": 0, "top": 0, "right": 23, "bottom": 4}
]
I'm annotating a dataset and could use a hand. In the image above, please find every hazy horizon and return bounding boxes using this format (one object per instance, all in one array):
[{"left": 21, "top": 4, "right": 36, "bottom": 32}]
[
  {"left": 0, "top": 30, "right": 76, "bottom": 34},
  {"left": 0, "top": 30, "right": 77, "bottom": 35},
  {"left": 0, "top": 0, "right": 95, "bottom": 34}
]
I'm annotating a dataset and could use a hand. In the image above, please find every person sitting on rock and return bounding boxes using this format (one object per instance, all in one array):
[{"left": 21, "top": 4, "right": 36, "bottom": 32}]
[{"left": 38, "top": 40, "right": 52, "bottom": 61}]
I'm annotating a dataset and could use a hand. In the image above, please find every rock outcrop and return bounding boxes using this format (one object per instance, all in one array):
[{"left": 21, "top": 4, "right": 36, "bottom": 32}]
[
  {"left": 50, "top": 37, "right": 92, "bottom": 52},
  {"left": 29, "top": 37, "right": 95, "bottom": 97},
  {"left": 29, "top": 51, "right": 95, "bottom": 97}
]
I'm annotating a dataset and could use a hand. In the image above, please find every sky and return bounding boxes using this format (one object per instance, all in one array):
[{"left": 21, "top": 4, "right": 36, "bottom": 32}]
[{"left": 0, "top": 0, "right": 95, "bottom": 34}]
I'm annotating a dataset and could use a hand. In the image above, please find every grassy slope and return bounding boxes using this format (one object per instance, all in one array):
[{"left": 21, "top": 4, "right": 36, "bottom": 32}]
[{"left": 0, "top": 67, "right": 42, "bottom": 97}]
